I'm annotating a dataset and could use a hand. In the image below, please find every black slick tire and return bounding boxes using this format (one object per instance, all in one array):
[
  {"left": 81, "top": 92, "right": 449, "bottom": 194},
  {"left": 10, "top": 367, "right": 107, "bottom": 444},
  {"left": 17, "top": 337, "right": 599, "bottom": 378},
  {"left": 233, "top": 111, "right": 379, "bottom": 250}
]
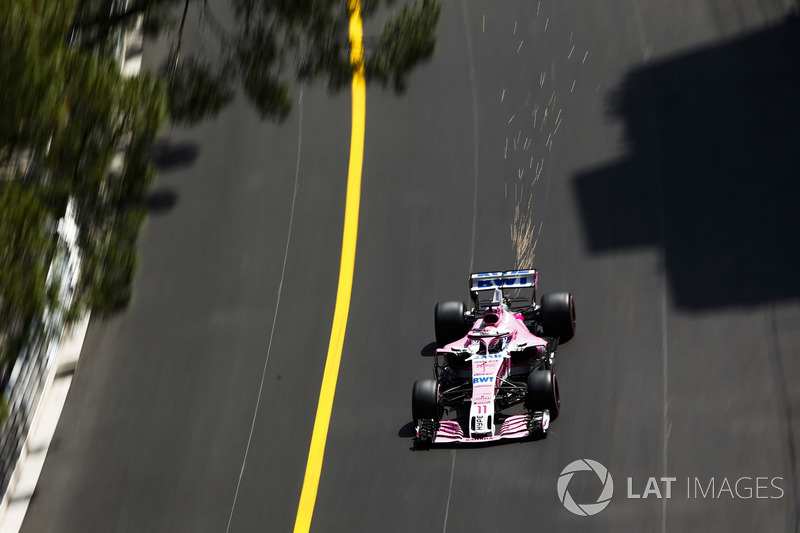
[
  {"left": 526, "top": 370, "right": 560, "bottom": 420},
  {"left": 541, "top": 292, "right": 576, "bottom": 343},
  {"left": 434, "top": 301, "right": 468, "bottom": 347},
  {"left": 412, "top": 379, "right": 440, "bottom": 422}
]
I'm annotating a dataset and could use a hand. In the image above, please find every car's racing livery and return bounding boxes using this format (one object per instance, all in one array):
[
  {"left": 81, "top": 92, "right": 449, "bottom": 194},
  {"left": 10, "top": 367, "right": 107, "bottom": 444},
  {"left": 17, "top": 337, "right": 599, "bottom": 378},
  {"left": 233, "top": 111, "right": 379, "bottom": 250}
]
[{"left": 413, "top": 270, "right": 575, "bottom": 445}]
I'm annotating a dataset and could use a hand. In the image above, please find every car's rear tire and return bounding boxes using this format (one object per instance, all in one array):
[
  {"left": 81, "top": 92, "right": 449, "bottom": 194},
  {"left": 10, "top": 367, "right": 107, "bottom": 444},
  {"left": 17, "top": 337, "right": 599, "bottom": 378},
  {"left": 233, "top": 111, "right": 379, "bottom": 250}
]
[
  {"left": 434, "top": 301, "right": 468, "bottom": 347},
  {"left": 526, "top": 370, "right": 560, "bottom": 420},
  {"left": 541, "top": 292, "right": 575, "bottom": 343},
  {"left": 412, "top": 379, "right": 440, "bottom": 422}
]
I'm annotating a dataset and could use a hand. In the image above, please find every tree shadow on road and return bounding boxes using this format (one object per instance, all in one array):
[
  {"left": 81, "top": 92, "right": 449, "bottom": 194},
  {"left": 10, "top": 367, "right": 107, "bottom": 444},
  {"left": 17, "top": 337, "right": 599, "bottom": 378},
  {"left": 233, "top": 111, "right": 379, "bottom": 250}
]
[
  {"left": 143, "top": 187, "right": 179, "bottom": 214},
  {"left": 573, "top": 15, "right": 800, "bottom": 310},
  {"left": 149, "top": 138, "right": 200, "bottom": 171}
]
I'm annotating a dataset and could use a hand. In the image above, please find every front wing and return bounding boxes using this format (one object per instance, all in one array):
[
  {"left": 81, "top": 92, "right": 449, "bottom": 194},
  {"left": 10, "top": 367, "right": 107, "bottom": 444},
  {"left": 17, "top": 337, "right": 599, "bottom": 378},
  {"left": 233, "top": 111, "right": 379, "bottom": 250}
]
[{"left": 416, "top": 411, "right": 549, "bottom": 444}]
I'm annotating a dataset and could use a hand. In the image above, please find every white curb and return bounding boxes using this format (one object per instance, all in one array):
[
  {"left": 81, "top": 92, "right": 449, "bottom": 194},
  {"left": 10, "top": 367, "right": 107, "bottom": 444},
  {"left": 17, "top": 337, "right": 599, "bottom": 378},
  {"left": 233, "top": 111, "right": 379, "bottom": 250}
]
[{"left": 0, "top": 315, "right": 90, "bottom": 533}]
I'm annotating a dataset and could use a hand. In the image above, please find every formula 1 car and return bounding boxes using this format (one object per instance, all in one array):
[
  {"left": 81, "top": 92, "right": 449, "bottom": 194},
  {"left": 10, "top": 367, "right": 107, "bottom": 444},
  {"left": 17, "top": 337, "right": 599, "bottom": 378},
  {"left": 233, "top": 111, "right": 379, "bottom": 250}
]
[{"left": 413, "top": 270, "right": 575, "bottom": 445}]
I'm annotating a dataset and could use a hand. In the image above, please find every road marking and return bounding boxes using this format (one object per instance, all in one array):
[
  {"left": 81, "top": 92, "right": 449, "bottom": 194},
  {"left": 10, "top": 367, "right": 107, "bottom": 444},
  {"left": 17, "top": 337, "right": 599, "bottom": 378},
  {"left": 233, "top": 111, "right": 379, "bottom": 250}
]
[
  {"left": 633, "top": 6, "right": 670, "bottom": 529},
  {"left": 225, "top": 88, "right": 305, "bottom": 533},
  {"left": 442, "top": 449, "right": 457, "bottom": 533},
  {"left": 293, "top": 1, "right": 365, "bottom": 531},
  {"left": 461, "top": 1, "right": 479, "bottom": 274}
]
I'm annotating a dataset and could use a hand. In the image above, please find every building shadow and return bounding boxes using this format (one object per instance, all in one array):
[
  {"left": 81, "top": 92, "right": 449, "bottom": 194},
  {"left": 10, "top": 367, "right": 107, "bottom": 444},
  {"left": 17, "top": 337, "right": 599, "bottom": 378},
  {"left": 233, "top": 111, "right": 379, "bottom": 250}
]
[{"left": 573, "top": 15, "right": 800, "bottom": 309}]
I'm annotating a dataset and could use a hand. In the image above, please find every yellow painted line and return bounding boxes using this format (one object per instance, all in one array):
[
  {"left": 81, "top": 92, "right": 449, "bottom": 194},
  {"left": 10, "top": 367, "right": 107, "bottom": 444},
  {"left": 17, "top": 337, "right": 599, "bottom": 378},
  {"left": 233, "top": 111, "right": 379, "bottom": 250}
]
[{"left": 293, "top": 1, "right": 365, "bottom": 532}]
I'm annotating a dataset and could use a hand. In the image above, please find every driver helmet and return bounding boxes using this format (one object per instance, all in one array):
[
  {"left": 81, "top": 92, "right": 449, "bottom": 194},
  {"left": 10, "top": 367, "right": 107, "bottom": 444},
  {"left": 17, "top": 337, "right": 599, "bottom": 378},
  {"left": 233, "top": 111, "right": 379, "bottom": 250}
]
[{"left": 481, "top": 326, "right": 498, "bottom": 336}]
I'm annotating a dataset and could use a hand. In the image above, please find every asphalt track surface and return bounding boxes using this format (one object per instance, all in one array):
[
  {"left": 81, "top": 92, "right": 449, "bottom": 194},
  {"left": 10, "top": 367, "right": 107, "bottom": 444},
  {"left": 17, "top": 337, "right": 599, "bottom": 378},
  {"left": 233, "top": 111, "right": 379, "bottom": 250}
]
[{"left": 22, "top": 1, "right": 800, "bottom": 532}]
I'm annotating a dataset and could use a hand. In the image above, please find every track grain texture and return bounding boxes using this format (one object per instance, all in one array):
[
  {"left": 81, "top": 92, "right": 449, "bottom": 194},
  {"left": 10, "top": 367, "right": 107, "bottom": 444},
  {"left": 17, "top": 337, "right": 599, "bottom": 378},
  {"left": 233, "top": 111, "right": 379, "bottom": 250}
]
[{"left": 22, "top": 1, "right": 800, "bottom": 532}]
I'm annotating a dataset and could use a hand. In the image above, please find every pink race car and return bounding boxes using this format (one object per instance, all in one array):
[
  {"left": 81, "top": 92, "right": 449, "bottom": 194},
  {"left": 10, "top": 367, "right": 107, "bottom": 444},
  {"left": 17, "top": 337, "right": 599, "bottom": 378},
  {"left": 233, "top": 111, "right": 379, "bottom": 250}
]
[{"left": 413, "top": 270, "right": 575, "bottom": 445}]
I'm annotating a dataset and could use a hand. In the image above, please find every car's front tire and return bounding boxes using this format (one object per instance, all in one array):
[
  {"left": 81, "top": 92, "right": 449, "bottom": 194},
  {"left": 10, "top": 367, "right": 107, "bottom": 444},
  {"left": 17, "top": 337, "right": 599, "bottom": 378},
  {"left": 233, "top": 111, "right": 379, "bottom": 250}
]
[
  {"left": 526, "top": 370, "right": 560, "bottom": 420},
  {"left": 412, "top": 379, "right": 441, "bottom": 422}
]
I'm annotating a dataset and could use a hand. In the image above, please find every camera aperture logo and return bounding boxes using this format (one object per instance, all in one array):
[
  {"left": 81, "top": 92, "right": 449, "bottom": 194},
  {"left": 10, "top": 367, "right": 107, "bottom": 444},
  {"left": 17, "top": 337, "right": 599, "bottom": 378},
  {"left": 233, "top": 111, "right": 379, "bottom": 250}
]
[{"left": 557, "top": 459, "right": 614, "bottom": 516}]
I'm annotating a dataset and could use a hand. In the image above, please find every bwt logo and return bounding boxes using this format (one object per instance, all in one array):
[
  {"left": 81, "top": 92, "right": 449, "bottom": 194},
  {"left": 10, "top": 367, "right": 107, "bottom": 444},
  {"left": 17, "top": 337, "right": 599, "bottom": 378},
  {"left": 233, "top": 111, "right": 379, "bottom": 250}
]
[
  {"left": 474, "top": 276, "right": 530, "bottom": 288},
  {"left": 473, "top": 376, "right": 494, "bottom": 384},
  {"left": 557, "top": 459, "right": 614, "bottom": 516}
]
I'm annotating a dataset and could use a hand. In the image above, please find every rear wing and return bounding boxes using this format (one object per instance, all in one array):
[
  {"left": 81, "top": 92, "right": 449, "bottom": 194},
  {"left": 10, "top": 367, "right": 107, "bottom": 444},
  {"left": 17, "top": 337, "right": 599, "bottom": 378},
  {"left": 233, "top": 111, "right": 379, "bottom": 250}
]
[
  {"left": 469, "top": 270, "right": 538, "bottom": 311},
  {"left": 469, "top": 270, "right": 538, "bottom": 291}
]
